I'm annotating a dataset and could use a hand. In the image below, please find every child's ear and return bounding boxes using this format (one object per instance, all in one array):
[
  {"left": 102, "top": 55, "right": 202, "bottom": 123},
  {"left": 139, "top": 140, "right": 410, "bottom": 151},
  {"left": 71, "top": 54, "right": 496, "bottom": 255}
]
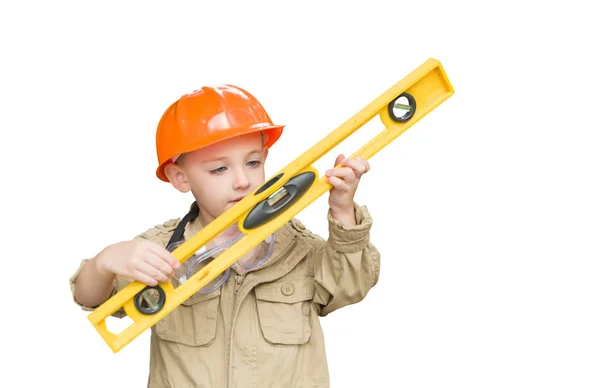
[
  {"left": 263, "top": 147, "right": 269, "bottom": 160},
  {"left": 164, "top": 163, "right": 191, "bottom": 193}
]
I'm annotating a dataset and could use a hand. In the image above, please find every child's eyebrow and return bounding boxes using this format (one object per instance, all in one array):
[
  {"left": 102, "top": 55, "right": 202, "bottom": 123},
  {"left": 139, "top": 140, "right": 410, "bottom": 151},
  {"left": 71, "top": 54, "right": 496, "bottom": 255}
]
[
  {"left": 200, "top": 156, "right": 228, "bottom": 163},
  {"left": 200, "top": 150, "right": 263, "bottom": 163}
]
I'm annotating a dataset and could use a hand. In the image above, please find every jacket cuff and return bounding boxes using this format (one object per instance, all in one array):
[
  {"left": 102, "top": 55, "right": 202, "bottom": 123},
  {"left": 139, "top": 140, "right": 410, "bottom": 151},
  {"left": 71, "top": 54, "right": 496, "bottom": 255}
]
[
  {"left": 327, "top": 202, "right": 373, "bottom": 253},
  {"left": 69, "top": 259, "right": 126, "bottom": 318}
]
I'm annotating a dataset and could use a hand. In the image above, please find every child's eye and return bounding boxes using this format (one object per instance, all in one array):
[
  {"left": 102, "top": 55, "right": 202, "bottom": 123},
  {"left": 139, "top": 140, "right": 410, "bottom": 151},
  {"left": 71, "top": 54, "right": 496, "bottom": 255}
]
[
  {"left": 210, "top": 166, "right": 227, "bottom": 174},
  {"left": 247, "top": 160, "right": 262, "bottom": 167}
]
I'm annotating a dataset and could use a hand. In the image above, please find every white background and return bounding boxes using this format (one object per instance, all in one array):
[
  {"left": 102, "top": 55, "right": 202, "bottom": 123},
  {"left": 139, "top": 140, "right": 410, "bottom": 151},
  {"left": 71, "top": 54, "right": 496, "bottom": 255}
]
[{"left": 1, "top": 1, "right": 599, "bottom": 387}]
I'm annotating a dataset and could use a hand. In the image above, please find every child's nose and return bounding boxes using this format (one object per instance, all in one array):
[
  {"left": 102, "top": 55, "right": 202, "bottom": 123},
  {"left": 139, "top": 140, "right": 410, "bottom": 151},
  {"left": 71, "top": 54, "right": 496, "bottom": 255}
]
[{"left": 233, "top": 169, "right": 251, "bottom": 190}]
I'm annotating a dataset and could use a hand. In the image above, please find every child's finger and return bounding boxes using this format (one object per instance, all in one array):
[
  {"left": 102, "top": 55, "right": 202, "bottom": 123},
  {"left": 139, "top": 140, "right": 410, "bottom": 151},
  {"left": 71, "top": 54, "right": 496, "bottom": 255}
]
[
  {"left": 327, "top": 175, "right": 347, "bottom": 189},
  {"left": 136, "top": 260, "right": 171, "bottom": 284},
  {"left": 132, "top": 268, "right": 159, "bottom": 286},
  {"left": 341, "top": 158, "right": 367, "bottom": 177},
  {"left": 326, "top": 167, "right": 355, "bottom": 182},
  {"left": 356, "top": 157, "right": 371, "bottom": 172},
  {"left": 144, "top": 253, "right": 176, "bottom": 278},
  {"left": 149, "top": 244, "right": 180, "bottom": 269}
]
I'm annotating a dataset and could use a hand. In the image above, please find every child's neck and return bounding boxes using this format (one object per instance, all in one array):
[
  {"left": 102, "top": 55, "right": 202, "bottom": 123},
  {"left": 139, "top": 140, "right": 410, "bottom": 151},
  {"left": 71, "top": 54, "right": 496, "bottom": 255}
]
[{"left": 197, "top": 211, "right": 261, "bottom": 274}]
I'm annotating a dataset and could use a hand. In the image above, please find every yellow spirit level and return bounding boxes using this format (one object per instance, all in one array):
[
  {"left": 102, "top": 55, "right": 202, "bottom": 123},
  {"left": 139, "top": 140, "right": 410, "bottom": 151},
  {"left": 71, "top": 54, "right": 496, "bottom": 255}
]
[{"left": 87, "top": 57, "right": 454, "bottom": 353}]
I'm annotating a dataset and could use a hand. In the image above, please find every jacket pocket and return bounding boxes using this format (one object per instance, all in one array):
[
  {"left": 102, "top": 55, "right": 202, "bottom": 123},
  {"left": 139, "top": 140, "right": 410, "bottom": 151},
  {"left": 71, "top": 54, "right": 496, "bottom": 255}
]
[
  {"left": 154, "top": 288, "right": 220, "bottom": 346},
  {"left": 255, "top": 275, "right": 314, "bottom": 345}
]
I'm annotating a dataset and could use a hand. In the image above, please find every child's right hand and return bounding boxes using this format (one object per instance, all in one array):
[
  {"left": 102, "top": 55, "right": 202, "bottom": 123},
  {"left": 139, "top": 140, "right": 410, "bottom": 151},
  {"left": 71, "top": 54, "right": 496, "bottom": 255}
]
[{"left": 96, "top": 240, "right": 181, "bottom": 286}]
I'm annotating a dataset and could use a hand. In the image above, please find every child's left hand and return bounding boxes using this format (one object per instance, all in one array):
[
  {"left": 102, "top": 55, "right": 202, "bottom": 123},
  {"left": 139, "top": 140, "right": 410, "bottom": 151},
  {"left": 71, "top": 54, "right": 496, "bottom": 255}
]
[{"left": 325, "top": 154, "right": 371, "bottom": 226}]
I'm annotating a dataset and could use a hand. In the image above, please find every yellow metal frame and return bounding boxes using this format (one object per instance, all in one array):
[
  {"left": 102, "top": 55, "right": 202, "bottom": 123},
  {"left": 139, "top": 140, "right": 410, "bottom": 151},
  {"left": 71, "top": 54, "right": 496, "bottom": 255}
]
[{"left": 87, "top": 58, "right": 454, "bottom": 353}]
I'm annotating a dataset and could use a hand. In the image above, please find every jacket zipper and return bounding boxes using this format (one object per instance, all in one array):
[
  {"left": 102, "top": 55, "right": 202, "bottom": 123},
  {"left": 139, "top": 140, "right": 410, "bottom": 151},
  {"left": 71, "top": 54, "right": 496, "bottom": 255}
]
[
  {"left": 227, "top": 236, "right": 298, "bottom": 388},
  {"left": 233, "top": 273, "right": 245, "bottom": 295}
]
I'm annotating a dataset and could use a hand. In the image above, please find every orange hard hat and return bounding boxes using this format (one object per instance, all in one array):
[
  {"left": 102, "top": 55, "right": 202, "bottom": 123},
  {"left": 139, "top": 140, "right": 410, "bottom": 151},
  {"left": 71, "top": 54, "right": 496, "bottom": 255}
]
[{"left": 155, "top": 85, "right": 284, "bottom": 182}]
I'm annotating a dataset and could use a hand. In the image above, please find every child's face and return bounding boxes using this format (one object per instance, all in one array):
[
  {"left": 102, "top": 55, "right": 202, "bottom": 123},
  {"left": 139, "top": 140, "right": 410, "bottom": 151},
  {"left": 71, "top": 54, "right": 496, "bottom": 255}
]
[{"left": 166, "top": 132, "right": 267, "bottom": 226}]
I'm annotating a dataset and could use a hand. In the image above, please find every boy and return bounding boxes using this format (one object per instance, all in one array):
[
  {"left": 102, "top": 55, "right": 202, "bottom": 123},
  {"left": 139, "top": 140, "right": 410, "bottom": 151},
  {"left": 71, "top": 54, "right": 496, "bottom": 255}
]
[{"left": 70, "top": 85, "right": 380, "bottom": 387}]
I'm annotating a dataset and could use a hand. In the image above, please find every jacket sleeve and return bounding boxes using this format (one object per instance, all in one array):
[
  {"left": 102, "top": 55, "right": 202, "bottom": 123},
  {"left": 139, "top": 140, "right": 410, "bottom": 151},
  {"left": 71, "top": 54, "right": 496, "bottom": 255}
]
[{"left": 309, "top": 202, "right": 380, "bottom": 316}]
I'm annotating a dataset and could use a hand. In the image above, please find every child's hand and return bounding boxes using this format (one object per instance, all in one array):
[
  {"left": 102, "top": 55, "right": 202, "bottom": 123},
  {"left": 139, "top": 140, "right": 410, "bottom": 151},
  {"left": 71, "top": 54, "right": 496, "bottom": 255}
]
[
  {"left": 325, "top": 154, "right": 371, "bottom": 226},
  {"left": 96, "top": 240, "right": 180, "bottom": 286}
]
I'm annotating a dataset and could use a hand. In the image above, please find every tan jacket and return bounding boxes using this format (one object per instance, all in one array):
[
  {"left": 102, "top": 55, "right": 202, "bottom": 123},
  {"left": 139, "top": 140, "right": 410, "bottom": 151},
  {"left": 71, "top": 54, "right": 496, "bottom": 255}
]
[{"left": 70, "top": 203, "right": 380, "bottom": 388}]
